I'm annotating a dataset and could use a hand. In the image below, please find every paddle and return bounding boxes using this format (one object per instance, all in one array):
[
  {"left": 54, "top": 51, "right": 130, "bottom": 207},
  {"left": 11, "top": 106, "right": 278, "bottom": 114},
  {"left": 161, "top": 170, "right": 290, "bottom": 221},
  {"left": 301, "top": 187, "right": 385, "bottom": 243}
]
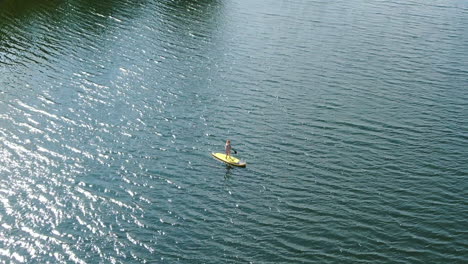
[{"left": 232, "top": 149, "right": 237, "bottom": 154}]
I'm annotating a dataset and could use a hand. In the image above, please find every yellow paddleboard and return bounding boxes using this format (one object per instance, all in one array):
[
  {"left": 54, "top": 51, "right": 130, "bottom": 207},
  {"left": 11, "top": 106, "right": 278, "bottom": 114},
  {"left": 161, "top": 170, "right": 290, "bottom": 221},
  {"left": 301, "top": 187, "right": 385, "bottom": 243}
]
[{"left": 211, "top": 152, "right": 246, "bottom": 167}]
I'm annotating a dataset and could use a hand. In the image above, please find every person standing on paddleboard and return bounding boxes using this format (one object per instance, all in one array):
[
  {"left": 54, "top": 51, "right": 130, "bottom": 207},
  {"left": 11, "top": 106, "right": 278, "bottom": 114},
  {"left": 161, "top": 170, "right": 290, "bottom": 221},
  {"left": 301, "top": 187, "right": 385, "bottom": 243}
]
[{"left": 225, "top": 140, "right": 232, "bottom": 158}]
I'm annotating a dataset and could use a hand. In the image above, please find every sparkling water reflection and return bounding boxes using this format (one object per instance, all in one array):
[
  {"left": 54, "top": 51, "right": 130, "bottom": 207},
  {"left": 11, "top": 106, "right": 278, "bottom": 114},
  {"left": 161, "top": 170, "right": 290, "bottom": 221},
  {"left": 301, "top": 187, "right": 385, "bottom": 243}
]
[{"left": 0, "top": 0, "right": 467, "bottom": 263}]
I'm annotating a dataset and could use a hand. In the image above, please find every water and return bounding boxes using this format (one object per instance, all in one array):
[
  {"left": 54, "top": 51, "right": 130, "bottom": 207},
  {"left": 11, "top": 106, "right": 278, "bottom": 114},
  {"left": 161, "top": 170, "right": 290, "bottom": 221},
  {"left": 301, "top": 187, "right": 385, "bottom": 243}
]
[{"left": 0, "top": 0, "right": 467, "bottom": 263}]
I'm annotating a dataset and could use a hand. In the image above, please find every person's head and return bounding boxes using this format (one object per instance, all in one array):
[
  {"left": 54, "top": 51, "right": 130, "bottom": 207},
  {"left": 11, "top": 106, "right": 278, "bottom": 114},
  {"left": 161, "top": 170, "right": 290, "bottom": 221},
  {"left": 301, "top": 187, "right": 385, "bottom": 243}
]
[{"left": 226, "top": 140, "right": 231, "bottom": 144}]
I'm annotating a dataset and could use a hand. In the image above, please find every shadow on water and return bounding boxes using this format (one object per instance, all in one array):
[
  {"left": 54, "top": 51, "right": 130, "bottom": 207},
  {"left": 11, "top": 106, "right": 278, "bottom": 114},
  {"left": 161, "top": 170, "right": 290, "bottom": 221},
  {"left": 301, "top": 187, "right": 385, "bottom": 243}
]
[
  {"left": 72, "top": 0, "right": 143, "bottom": 17},
  {"left": 158, "top": 0, "right": 222, "bottom": 29},
  {"left": 163, "top": 0, "right": 219, "bottom": 10},
  {"left": 0, "top": 0, "right": 63, "bottom": 69},
  {"left": 224, "top": 165, "right": 233, "bottom": 179},
  {"left": 0, "top": 0, "right": 144, "bottom": 63},
  {"left": 0, "top": 0, "right": 142, "bottom": 30},
  {"left": 0, "top": 0, "right": 60, "bottom": 19}
]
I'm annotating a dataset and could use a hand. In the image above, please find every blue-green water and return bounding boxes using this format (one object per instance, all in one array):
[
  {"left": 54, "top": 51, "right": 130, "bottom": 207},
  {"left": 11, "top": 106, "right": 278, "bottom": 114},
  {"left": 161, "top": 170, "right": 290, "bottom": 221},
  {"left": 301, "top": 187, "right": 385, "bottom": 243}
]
[{"left": 0, "top": 0, "right": 467, "bottom": 263}]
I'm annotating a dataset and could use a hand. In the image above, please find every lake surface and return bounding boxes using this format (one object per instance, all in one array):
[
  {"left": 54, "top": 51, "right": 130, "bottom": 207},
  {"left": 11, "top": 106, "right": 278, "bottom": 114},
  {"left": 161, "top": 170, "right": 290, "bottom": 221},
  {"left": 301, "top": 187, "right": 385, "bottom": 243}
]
[{"left": 0, "top": 0, "right": 467, "bottom": 263}]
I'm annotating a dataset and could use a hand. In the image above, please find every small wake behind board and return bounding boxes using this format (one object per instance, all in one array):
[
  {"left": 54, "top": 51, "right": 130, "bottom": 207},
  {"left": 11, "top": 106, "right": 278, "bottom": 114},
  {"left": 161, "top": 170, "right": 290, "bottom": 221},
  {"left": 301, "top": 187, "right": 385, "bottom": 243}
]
[{"left": 211, "top": 152, "right": 246, "bottom": 167}]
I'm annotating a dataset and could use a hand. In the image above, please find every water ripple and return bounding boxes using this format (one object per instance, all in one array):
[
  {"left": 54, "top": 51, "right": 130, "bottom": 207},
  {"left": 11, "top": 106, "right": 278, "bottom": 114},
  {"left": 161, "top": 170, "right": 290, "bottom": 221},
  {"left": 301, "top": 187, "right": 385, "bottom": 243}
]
[{"left": 1, "top": 0, "right": 467, "bottom": 263}]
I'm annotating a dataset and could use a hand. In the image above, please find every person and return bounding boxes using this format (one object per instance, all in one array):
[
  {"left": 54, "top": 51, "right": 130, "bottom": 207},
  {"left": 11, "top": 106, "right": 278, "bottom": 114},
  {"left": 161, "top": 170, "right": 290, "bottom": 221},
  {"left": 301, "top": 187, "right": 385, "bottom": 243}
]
[{"left": 225, "top": 140, "right": 232, "bottom": 159}]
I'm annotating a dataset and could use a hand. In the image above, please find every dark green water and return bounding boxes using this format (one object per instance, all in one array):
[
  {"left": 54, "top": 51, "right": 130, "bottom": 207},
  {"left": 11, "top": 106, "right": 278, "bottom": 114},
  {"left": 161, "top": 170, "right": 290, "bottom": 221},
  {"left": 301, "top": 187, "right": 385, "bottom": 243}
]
[{"left": 0, "top": 0, "right": 467, "bottom": 263}]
